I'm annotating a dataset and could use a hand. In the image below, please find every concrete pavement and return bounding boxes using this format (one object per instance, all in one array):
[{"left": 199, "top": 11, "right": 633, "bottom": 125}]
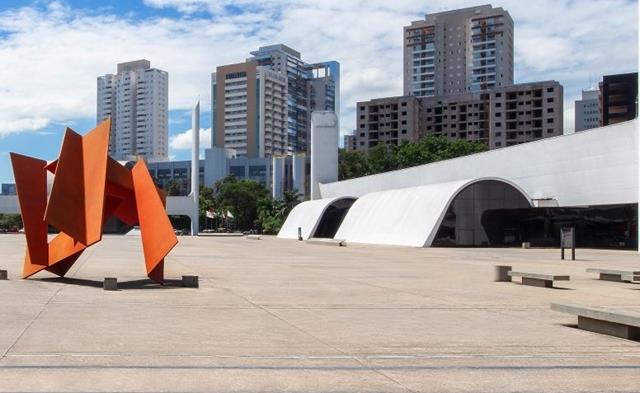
[{"left": 0, "top": 234, "right": 639, "bottom": 392}]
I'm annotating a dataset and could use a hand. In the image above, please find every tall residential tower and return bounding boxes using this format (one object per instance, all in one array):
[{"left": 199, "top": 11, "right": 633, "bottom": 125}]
[
  {"left": 404, "top": 5, "right": 513, "bottom": 97},
  {"left": 97, "top": 60, "right": 169, "bottom": 161},
  {"left": 212, "top": 44, "right": 339, "bottom": 157}
]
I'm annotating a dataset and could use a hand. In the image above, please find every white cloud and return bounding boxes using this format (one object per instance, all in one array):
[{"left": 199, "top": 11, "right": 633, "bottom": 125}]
[
  {"left": 0, "top": 0, "right": 637, "bottom": 140},
  {"left": 169, "top": 127, "right": 212, "bottom": 150}
]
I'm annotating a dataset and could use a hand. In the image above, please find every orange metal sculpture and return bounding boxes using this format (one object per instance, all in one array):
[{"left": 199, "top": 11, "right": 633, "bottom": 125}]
[{"left": 10, "top": 119, "right": 178, "bottom": 283}]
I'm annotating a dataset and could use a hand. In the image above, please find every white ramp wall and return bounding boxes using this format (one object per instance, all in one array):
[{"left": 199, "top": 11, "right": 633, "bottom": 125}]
[{"left": 320, "top": 121, "right": 639, "bottom": 207}]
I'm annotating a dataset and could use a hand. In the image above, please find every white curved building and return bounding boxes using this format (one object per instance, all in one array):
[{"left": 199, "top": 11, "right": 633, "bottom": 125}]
[{"left": 279, "top": 120, "right": 639, "bottom": 249}]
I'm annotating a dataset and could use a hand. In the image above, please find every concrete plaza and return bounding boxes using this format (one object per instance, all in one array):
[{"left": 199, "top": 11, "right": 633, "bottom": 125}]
[{"left": 0, "top": 234, "right": 639, "bottom": 392}]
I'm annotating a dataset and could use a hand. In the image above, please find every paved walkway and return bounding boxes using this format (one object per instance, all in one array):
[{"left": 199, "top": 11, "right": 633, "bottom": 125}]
[{"left": 1, "top": 235, "right": 639, "bottom": 392}]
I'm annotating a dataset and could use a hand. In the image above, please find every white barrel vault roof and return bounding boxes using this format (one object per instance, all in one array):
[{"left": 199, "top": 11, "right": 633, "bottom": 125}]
[
  {"left": 277, "top": 196, "right": 356, "bottom": 240},
  {"left": 334, "top": 178, "right": 531, "bottom": 247}
]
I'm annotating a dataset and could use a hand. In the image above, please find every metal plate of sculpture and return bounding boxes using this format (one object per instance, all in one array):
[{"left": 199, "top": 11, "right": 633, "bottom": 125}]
[{"left": 10, "top": 119, "right": 178, "bottom": 283}]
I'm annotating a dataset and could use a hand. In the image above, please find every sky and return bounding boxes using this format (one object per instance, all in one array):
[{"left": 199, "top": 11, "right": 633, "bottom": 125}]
[{"left": 0, "top": 0, "right": 638, "bottom": 185}]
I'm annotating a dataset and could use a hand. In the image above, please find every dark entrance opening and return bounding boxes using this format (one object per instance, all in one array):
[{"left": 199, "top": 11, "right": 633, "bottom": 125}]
[
  {"left": 481, "top": 204, "right": 637, "bottom": 249},
  {"left": 312, "top": 198, "right": 356, "bottom": 238},
  {"left": 431, "top": 178, "right": 638, "bottom": 249},
  {"left": 432, "top": 180, "right": 530, "bottom": 246}
]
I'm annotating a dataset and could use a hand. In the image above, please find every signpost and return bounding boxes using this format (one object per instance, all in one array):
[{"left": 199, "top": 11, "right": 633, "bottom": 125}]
[{"left": 560, "top": 227, "right": 576, "bottom": 261}]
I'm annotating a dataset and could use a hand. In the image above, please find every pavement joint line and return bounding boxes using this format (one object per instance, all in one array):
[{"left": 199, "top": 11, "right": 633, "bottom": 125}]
[
  {"left": 1, "top": 364, "right": 640, "bottom": 371},
  {"left": 0, "top": 286, "right": 64, "bottom": 361},
  {"left": 5, "top": 353, "right": 640, "bottom": 360},
  {"left": 214, "top": 284, "right": 418, "bottom": 393}
]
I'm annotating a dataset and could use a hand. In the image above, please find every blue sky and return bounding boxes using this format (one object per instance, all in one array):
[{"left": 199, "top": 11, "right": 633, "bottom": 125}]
[{"left": 0, "top": 0, "right": 638, "bottom": 185}]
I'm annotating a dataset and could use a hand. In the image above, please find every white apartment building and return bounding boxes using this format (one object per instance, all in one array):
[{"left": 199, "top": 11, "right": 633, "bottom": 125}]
[
  {"left": 574, "top": 89, "right": 601, "bottom": 132},
  {"left": 404, "top": 5, "right": 514, "bottom": 97},
  {"left": 97, "top": 60, "right": 169, "bottom": 162}
]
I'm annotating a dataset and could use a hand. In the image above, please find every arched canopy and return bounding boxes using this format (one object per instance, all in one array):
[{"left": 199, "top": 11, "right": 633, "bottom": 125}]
[
  {"left": 334, "top": 178, "right": 531, "bottom": 247},
  {"left": 277, "top": 196, "right": 357, "bottom": 240}
]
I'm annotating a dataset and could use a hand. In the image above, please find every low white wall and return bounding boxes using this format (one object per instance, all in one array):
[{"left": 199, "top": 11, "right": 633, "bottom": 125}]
[
  {"left": 0, "top": 195, "right": 19, "bottom": 214},
  {"left": 320, "top": 120, "right": 639, "bottom": 208}
]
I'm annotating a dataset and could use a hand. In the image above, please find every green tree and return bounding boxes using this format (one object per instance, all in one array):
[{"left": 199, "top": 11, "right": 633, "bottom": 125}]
[
  {"left": 257, "top": 189, "right": 302, "bottom": 234},
  {"left": 367, "top": 143, "right": 397, "bottom": 174},
  {"left": 338, "top": 136, "right": 488, "bottom": 180},
  {"left": 199, "top": 185, "right": 216, "bottom": 230},
  {"left": 338, "top": 149, "right": 370, "bottom": 180},
  {"left": 214, "top": 176, "right": 270, "bottom": 231},
  {"left": 0, "top": 214, "right": 22, "bottom": 231},
  {"left": 164, "top": 179, "right": 185, "bottom": 196}
]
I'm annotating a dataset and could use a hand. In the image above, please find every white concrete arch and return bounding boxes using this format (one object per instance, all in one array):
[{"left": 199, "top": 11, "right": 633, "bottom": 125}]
[
  {"left": 334, "top": 177, "right": 531, "bottom": 248},
  {"left": 277, "top": 196, "right": 357, "bottom": 240}
]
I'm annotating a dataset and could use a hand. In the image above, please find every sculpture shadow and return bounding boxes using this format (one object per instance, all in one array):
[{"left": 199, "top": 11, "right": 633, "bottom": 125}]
[{"left": 37, "top": 277, "right": 185, "bottom": 290}]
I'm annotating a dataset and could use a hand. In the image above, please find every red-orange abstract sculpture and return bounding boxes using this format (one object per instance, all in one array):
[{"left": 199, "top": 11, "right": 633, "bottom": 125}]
[{"left": 10, "top": 119, "right": 178, "bottom": 283}]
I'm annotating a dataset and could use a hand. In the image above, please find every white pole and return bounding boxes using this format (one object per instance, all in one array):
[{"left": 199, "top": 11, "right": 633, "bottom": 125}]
[{"left": 191, "top": 101, "right": 200, "bottom": 236}]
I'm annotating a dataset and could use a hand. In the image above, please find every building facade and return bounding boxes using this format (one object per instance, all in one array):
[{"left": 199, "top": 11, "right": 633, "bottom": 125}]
[
  {"left": 600, "top": 72, "right": 638, "bottom": 126},
  {"left": 211, "top": 62, "right": 288, "bottom": 158},
  {"left": 574, "top": 89, "right": 600, "bottom": 132},
  {"left": 146, "top": 147, "right": 308, "bottom": 199},
  {"left": 1, "top": 183, "right": 16, "bottom": 196},
  {"left": 355, "top": 81, "right": 563, "bottom": 150},
  {"left": 97, "top": 60, "right": 169, "bottom": 161},
  {"left": 404, "top": 5, "right": 514, "bottom": 97},
  {"left": 212, "top": 45, "right": 340, "bottom": 157}
]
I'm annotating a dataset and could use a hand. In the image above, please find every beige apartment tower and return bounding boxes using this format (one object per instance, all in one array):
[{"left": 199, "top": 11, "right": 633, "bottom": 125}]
[
  {"left": 212, "top": 61, "right": 287, "bottom": 158},
  {"left": 404, "top": 5, "right": 514, "bottom": 97}
]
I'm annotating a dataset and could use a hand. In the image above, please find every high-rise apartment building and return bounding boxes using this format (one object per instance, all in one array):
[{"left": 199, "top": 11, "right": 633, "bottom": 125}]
[
  {"left": 97, "top": 60, "right": 168, "bottom": 161},
  {"left": 211, "top": 45, "right": 339, "bottom": 157},
  {"left": 404, "top": 5, "right": 513, "bottom": 97},
  {"left": 356, "top": 81, "right": 563, "bottom": 150},
  {"left": 211, "top": 61, "right": 288, "bottom": 158},
  {"left": 574, "top": 89, "right": 600, "bottom": 132},
  {"left": 599, "top": 72, "right": 638, "bottom": 126}
]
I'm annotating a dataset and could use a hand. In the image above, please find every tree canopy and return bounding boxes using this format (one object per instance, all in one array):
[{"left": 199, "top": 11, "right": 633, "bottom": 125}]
[
  {"left": 198, "top": 176, "right": 302, "bottom": 234},
  {"left": 339, "top": 135, "right": 487, "bottom": 180}
]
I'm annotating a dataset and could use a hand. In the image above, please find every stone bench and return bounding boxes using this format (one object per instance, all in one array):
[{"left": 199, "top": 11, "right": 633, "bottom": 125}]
[
  {"left": 508, "top": 271, "right": 570, "bottom": 288},
  {"left": 586, "top": 268, "right": 640, "bottom": 283},
  {"left": 551, "top": 303, "right": 640, "bottom": 340},
  {"left": 305, "top": 238, "right": 346, "bottom": 247}
]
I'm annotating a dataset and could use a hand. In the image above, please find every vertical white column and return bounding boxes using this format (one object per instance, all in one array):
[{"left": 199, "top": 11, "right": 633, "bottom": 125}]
[
  {"left": 272, "top": 156, "right": 284, "bottom": 199},
  {"left": 191, "top": 101, "right": 200, "bottom": 236},
  {"left": 310, "top": 111, "right": 339, "bottom": 200}
]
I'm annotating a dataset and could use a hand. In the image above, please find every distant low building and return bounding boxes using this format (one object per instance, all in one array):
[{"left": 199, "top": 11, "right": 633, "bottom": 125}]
[
  {"left": 355, "top": 81, "right": 563, "bottom": 151},
  {"left": 343, "top": 134, "right": 356, "bottom": 151},
  {"left": 574, "top": 89, "right": 600, "bottom": 132},
  {"left": 599, "top": 72, "right": 638, "bottom": 126},
  {"left": 146, "top": 147, "right": 308, "bottom": 199},
  {"left": 1, "top": 183, "right": 16, "bottom": 196}
]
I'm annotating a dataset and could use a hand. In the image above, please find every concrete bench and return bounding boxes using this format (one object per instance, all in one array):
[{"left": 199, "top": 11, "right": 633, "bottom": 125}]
[
  {"left": 182, "top": 275, "right": 199, "bottom": 288},
  {"left": 103, "top": 277, "right": 117, "bottom": 291},
  {"left": 508, "top": 271, "right": 570, "bottom": 288},
  {"left": 586, "top": 268, "right": 640, "bottom": 283},
  {"left": 246, "top": 235, "right": 262, "bottom": 240},
  {"left": 305, "top": 238, "right": 346, "bottom": 247},
  {"left": 551, "top": 303, "right": 640, "bottom": 340}
]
